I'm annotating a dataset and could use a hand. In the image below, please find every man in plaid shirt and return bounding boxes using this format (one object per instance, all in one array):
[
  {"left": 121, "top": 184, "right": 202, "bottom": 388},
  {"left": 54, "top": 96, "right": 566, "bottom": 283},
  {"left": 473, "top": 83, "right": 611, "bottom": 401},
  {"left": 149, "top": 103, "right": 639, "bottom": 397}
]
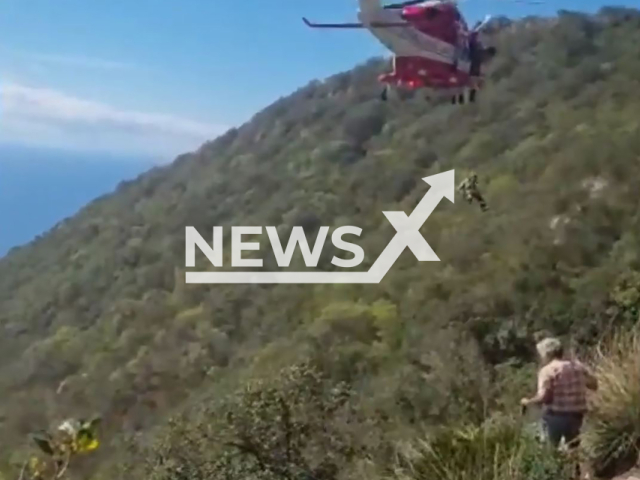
[{"left": 521, "top": 337, "right": 598, "bottom": 449}]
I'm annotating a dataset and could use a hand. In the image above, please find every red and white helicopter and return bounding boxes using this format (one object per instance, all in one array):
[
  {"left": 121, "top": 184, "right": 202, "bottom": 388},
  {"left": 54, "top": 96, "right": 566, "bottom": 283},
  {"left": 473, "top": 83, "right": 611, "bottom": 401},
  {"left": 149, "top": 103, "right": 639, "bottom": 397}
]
[{"left": 303, "top": 0, "right": 499, "bottom": 104}]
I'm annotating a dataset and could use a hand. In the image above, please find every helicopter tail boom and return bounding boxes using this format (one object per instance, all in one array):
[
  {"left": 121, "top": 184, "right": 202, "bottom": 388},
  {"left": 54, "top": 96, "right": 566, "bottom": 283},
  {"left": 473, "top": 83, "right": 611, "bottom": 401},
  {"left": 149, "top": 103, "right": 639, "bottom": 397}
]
[{"left": 302, "top": 17, "right": 410, "bottom": 29}]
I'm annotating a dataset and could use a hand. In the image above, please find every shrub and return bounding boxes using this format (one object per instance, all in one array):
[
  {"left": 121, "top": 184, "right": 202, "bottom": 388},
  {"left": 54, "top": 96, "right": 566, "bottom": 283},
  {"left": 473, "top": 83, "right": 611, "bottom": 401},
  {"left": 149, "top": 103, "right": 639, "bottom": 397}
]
[
  {"left": 129, "top": 362, "right": 363, "bottom": 480},
  {"left": 312, "top": 140, "right": 364, "bottom": 165},
  {"left": 342, "top": 103, "right": 386, "bottom": 146},
  {"left": 583, "top": 327, "right": 640, "bottom": 477},
  {"left": 390, "top": 415, "right": 572, "bottom": 480}
]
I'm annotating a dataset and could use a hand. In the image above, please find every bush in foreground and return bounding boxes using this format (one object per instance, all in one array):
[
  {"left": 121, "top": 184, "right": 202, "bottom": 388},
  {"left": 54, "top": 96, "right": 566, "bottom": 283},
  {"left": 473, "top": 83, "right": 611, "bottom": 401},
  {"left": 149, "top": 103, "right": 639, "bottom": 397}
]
[
  {"left": 389, "top": 415, "right": 572, "bottom": 480},
  {"left": 584, "top": 327, "right": 640, "bottom": 478}
]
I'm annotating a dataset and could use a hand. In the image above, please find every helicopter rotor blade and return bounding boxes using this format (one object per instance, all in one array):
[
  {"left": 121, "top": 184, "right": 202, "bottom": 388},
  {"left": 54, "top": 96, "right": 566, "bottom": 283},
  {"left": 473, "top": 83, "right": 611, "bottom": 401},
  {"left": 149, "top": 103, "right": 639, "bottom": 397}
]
[
  {"left": 303, "top": 17, "right": 367, "bottom": 28},
  {"left": 512, "top": 0, "right": 545, "bottom": 4}
]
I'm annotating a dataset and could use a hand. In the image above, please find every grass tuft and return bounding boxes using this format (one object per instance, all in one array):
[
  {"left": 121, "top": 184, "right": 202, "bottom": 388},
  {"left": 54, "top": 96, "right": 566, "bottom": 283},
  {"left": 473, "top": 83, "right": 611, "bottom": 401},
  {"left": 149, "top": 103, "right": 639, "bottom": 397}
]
[
  {"left": 584, "top": 327, "right": 640, "bottom": 477},
  {"left": 389, "top": 415, "right": 572, "bottom": 480}
]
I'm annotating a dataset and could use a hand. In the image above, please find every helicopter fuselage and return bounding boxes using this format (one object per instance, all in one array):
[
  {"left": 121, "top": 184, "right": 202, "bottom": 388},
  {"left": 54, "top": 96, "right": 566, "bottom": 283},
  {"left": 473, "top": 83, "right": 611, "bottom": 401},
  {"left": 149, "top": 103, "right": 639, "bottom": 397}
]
[
  {"left": 358, "top": 0, "right": 476, "bottom": 95},
  {"left": 357, "top": 0, "right": 471, "bottom": 72}
]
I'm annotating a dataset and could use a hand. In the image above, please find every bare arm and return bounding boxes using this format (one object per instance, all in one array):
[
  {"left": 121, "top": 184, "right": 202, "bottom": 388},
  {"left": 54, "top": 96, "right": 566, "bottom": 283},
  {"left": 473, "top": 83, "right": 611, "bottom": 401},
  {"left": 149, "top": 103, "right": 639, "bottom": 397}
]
[
  {"left": 522, "top": 371, "right": 552, "bottom": 407},
  {"left": 524, "top": 384, "right": 552, "bottom": 406}
]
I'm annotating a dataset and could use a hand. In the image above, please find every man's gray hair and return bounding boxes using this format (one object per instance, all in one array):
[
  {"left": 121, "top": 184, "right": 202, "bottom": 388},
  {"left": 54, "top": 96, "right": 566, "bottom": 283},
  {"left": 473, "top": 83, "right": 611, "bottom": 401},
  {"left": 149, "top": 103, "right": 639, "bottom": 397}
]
[{"left": 536, "top": 337, "right": 563, "bottom": 360}]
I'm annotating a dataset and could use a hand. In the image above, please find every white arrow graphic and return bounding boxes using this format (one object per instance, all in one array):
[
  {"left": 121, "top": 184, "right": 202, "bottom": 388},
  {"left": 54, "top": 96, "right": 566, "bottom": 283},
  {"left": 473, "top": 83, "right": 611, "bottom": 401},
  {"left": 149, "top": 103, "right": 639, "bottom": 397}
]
[{"left": 186, "top": 170, "right": 454, "bottom": 284}]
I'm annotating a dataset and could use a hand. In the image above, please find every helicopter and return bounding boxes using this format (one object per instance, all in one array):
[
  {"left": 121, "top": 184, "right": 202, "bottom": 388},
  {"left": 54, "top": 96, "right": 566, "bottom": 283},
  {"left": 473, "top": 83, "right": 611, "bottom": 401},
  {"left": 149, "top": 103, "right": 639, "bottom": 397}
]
[{"left": 303, "top": 0, "right": 499, "bottom": 104}]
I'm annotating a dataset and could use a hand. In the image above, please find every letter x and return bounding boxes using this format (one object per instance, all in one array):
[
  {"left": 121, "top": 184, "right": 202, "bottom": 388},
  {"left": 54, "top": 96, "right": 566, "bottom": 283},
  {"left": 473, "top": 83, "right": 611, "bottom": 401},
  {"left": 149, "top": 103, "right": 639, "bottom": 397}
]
[{"left": 383, "top": 211, "right": 439, "bottom": 261}]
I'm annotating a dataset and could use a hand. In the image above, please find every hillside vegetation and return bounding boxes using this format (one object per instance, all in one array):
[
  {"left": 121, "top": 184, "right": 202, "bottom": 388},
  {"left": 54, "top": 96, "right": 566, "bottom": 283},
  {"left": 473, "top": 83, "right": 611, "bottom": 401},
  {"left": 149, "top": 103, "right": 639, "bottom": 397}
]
[{"left": 1, "top": 7, "right": 640, "bottom": 480}]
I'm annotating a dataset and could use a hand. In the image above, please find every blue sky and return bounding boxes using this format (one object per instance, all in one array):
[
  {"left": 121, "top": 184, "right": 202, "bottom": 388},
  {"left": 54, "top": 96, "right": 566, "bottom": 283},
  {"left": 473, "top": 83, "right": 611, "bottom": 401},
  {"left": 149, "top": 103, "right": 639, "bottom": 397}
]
[
  {"left": 0, "top": 1, "right": 637, "bottom": 256},
  {"left": 2, "top": 0, "right": 636, "bottom": 160}
]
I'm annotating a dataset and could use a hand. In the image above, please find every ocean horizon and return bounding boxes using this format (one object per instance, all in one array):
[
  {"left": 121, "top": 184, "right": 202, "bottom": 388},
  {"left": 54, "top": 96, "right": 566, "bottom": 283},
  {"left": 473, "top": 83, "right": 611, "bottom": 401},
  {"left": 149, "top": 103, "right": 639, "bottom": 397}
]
[{"left": 0, "top": 143, "right": 162, "bottom": 257}]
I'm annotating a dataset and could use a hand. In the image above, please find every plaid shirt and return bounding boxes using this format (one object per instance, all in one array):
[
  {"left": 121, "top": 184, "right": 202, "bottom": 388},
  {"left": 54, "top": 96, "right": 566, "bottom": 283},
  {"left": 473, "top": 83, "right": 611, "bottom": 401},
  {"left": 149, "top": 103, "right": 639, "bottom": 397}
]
[{"left": 538, "top": 359, "right": 590, "bottom": 414}]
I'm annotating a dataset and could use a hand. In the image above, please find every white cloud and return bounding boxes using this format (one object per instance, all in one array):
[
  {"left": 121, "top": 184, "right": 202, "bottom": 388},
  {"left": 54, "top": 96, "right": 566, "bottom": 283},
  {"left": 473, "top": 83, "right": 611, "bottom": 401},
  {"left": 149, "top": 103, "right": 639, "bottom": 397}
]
[
  {"left": 0, "top": 83, "right": 229, "bottom": 158},
  {"left": 0, "top": 46, "right": 134, "bottom": 71},
  {"left": 25, "top": 53, "right": 133, "bottom": 70}
]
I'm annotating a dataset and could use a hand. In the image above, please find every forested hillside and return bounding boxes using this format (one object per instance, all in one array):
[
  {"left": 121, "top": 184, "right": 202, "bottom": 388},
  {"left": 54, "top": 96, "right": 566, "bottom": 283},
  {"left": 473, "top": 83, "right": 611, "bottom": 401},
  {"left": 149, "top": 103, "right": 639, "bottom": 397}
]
[{"left": 1, "top": 7, "right": 640, "bottom": 480}]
